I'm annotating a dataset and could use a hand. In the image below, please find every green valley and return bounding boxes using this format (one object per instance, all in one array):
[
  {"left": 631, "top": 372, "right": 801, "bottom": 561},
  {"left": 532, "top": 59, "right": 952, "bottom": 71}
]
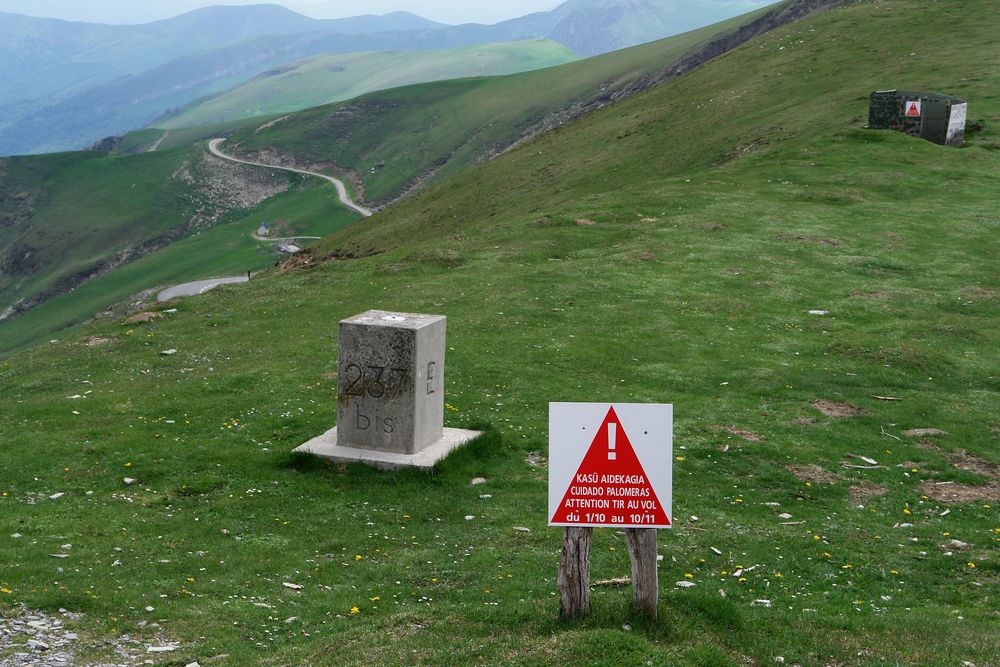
[{"left": 156, "top": 41, "right": 581, "bottom": 130}]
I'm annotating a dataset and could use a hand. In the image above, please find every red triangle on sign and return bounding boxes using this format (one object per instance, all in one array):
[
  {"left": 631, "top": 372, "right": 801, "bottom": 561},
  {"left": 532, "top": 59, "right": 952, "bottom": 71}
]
[
  {"left": 551, "top": 407, "right": 670, "bottom": 527},
  {"left": 906, "top": 102, "right": 920, "bottom": 117}
]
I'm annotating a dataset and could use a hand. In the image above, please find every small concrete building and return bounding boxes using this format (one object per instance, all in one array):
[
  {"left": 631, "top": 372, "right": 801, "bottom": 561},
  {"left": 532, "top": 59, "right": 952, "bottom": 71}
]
[
  {"left": 257, "top": 224, "right": 270, "bottom": 237},
  {"left": 868, "top": 90, "right": 967, "bottom": 146}
]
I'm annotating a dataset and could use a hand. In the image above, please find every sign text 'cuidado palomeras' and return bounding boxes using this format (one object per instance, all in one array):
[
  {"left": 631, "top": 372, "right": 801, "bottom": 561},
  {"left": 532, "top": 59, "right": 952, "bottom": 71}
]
[{"left": 548, "top": 403, "right": 672, "bottom": 529}]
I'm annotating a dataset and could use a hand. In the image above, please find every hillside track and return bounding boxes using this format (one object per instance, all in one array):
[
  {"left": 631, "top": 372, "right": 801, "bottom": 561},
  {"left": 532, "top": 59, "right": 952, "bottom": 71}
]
[{"left": 207, "top": 138, "right": 372, "bottom": 217}]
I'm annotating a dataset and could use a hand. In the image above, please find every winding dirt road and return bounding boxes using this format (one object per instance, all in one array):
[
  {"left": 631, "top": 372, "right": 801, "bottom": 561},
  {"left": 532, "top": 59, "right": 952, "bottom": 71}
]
[{"left": 208, "top": 138, "right": 373, "bottom": 217}]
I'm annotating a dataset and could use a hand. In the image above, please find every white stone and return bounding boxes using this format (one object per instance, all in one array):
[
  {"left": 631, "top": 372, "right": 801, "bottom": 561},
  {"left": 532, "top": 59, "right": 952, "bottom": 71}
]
[
  {"left": 160, "top": 349, "right": 177, "bottom": 356},
  {"left": 295, "top": 427, "right": 481, "bottom": 471},
  {"left": 675, "top": 581, "right": 696, "bottom": 588}
]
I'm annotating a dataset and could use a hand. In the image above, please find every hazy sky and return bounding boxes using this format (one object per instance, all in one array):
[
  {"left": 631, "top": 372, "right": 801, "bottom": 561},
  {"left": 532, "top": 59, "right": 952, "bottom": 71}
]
[{"left": 0, "top": 0, "right": 563, "bottom": 25}]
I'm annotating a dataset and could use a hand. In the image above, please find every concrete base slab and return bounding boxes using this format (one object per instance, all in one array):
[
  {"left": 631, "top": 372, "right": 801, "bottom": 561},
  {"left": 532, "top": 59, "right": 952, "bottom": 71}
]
[{"left": 293, "top": 427, "right": 482, "bottom": 471}]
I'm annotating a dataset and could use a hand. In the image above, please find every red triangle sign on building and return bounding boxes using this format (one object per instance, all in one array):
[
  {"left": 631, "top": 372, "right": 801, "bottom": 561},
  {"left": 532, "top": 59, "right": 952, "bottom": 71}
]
[
  {"left": 906, "top": 102, "right": 921, "bottom": 117},
  {"left": 550, "top": 407, "right": 670, "bottom": 527}
]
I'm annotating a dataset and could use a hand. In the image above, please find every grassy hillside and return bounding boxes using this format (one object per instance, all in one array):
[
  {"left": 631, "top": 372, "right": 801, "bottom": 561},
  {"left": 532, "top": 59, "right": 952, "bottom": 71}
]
[
  {"left": 157, "top": 41, "right": 581, "bottom": 130},
  {"left": 224, "top": 6, "right": 777, "bottom": 205},
  {"left": 0, "top": 2, "right": 783, "bottom": 357},
  {"left": 0, "top": 145, "right": 364, "bottom": 358},
  {"left": 1, "top": 0, "right": 998, "bottom": 665}
]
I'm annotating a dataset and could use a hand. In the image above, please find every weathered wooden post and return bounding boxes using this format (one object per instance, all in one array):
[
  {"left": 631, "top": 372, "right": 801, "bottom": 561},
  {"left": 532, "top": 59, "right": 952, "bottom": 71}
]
[
  {"left": 549, "top": 403, "right": 673, "bottom": 621},
  {"left": 626, "top": 527, "right": 658, "bottom": 618},
  {"left": 559, "top": 527, "right": 592, "bottom": 619}
]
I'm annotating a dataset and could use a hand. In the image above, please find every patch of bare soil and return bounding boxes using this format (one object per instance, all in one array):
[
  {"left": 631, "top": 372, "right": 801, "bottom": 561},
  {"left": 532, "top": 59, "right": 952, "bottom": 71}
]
[
  {"left": 792, "top": 417, "right": 818, "bottom": 426},
  {"left": 722, "top": 426, "right": 762, "bottom": 443},
  {"left": 921, "top": 480, "right": 1000, "bottom": 503},
  {"left": 903, "top": 428, "right": 948, "bottom": 438},
  {"left": 787, "top": 464, "right": 839, "bottom": 484},
  {"left": 849, "top": 482, "right": 888, "bottom": 500},
  {"left": 124, "top": 311, "right": 161, "bottom": 325},
  {"left": 959, "top": 286, "right": 996, "bottom": 301},
  {"left": 82, "top": 336, "right": 115, "bottom": 347},
  {"left": 637, "top": 251, "right": 658, "bottom": 262},
  {"left": 812, "top": 399, "right": 867, "bottom": 418},
  {"left": 850, "top": 290, "right": 890, "bottom": 300},
  {"left": 575, "top": 218, "right": 596, "bottom": 226},
  {"left": 947, "top": 449, "right": 999, "bottom": 477},
  {"left": 920, "top": 447, "right": 1000, "bottom": 503},
  {"left": 783, "top": 233, "right": 843, "bottom": 247},
  {"left": 272, "top": 248, "right": 316, "bottom": 274}
]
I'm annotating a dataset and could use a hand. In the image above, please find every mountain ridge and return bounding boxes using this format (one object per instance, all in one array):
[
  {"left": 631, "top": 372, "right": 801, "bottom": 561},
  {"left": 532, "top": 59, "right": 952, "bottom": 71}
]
[{"left": 0, "top": 0, "right": 775, "bottom": 155}]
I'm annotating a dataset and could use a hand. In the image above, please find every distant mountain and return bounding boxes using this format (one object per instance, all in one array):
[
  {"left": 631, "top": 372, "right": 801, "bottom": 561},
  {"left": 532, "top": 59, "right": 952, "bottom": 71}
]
[
  {"left": 524, "top": 0, "right": 780, "bottom": 55},
  {"left": 0, "top": 5, "right": 453, "bottom": 154},
  {"left": 156, "top": 41, "right": 580, "bottom": 130},
  {"left": 0, "top": 0, "right": 774, "bottom": 155},
  {"left": 360, "top": 0, "right": 777, "bottom": 57}
]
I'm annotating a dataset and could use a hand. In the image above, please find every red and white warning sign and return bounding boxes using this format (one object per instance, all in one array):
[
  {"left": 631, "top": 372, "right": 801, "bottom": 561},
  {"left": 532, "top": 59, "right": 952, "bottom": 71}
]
[
  {"left": 548, "top": 403, "right": 672, "bottom": 529},
  {"left": 905, "top": 100, "right": 922, "bottom": 118}
]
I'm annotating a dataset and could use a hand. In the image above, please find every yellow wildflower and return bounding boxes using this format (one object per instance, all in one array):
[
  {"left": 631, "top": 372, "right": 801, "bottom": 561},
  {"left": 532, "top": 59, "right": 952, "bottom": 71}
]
[{"left": 350, "top": 607, "right": 360, "bottom": 615}]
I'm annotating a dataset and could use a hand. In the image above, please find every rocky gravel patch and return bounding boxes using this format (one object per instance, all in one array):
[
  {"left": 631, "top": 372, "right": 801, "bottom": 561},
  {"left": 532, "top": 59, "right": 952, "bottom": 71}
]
[{"left": 0, "top": 606, "right": 143, "bottom": 667}]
